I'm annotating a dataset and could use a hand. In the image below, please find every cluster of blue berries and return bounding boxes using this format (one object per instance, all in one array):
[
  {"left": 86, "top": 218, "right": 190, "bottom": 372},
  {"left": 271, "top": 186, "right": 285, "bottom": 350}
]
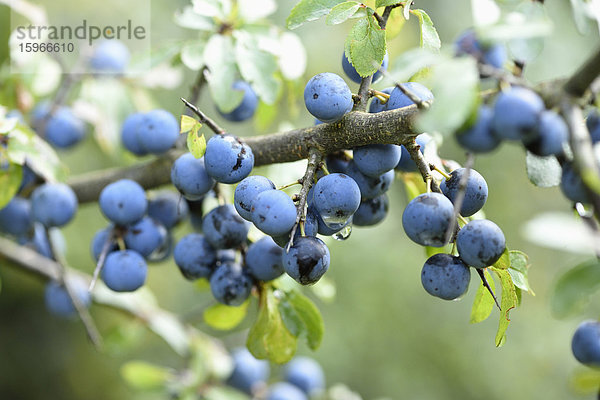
[
  {"left": 402, "top": 167, "right": 506, "bottom": 301},
  {"left": 227, "top": 348, "right": 325, "bottom": 399}
]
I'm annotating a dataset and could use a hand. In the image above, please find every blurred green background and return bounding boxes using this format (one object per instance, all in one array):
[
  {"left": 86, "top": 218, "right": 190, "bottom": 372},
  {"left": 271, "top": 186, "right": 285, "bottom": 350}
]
[{"left": 0, "top": 0, "right": 599, "bottom": 399}]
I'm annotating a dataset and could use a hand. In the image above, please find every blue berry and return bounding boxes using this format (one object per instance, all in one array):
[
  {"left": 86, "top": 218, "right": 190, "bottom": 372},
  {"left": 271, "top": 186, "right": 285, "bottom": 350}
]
[
  {"left": 91, "top": 226, "right": 117, "bottom": 261},
  {"left": 455, "top": 29, "right": 506, "bottom": 69},
  {"left": 267, "top": 382, "right": 308, "bottom": 400},
  {"left": 0, "top": 197, "right": 32, "bottom": 235},
  {"left": 121, "top": 112, "right": 147, "bottom": 156},
  {"left": 32, "top": 222, "right": 53, "bottom": 258},
  {"left": 227, "top": 347, "right": 270, "bottom": 394},
  {"left": 313, "top": 173, "right": 360, "bottom": 226},
  {"left": 456, "top": 106, "right": 500, "bottom": 153},
  {"left": 44, "top": 279, "right": 91, "bottom": 318},
  {"left": 491, "top": 87, "right": 544, "bottom": 141},
  {"left": 345, "top": 161, "right": 394, "bottom": 199},
  {"left": 18, "top": 164, "right": 37, "bottom": 194},
  {"left": 147, "top": 191, "right": 189, "bottom": 229},
  {"left": 136, "top": 109, "right": 179, "bottom": 154},
  {"left": 99, "top": 179, "right": 147, "bottom": 225},
  {"left": 440, "top": 168, "right": 488, "bottom": 217},
  {"left": 304, "top": 73, "right": 353, "bottom": 123},
  {"left": 325, "top": 154, "right": 350, "bottom": 174},
  {"left": 32, "top": 104, "right": 86, "bottom": 149},
  {"left": 456, "top": 219, "right": 506, "bottom": 268},
  {"left": 90, "top": 40, "right": 130, "bottom": 73},
  {"left": 353, "top": 144, "right": 402, "bottom": 177},
  {"left": 396, "top": 134, "right": 432, "bottom": 172},
  {"left": 171, "top": 153, "right": 215, "bottom": 200},
  {"left": 204, "top": 135, "right": 255, "bottom": 184},
  {"left": 572, "top": 320, "right": 600, "bottom": 367},
  {"left": 282, "top": 236, "right": 330, "bottom": 285},
  {"left": 353, "top": 194, "right": 389, "bottom": 227},
  {"left": 402, "top": 192, "right": 454, "bottom": 247},
  {"left": 523, "top": 110, "right": 568, "bottom": 157},
  {"left": 251, "top": 190, "right": 297, "bottom": 236},
  {"left": 560, "top": 162, "right": 589, "bottom": 204},
  {"left": 245, "top": 236, "right": 284, "bottom": 281},
  {"left": 284, "top": 356, "right": 325, "bottom": 395},
  {"left": 369, "top": 87, "right": 394, "bottom": 114},
  {"left": 102, "top": 250, "right": 147, "bottom": 292},
  {"left": 31, "top": 183, "right": 78, "bottom": 228},
  {"left": 173, "top": 233, "right": 217, "bottom": 280},
  {"left": 342, "top": 51, "right": 388, "bottom": 84},
  {"left": 586, "top": 109, "right": 600, "bottom": 143},
  {"left": 386, "top": 82, "right": 434, "bottom": 111},
  {"left": 234, "top": 175, "right": 276, "bottom": 221},
  {"left": 202, "top": 205, "right": 250, "bottom": 249},
  {"left": 217, "top": 249, "right": 237, "bottom": 264},
  {"left": 124, "top": 217, "right": 168, "bottom": 258},
  {"left": 421, "top": 254, "right": 471, "bottom": 300},
  {"left": 315, "top": 211, "right": 351, "bottom": 236},
  {"left": 209, "top": 262, "right": 253, "bottom": 306},
  {"left": 217, "top": 81, "right": 258, "bottom": 122}
]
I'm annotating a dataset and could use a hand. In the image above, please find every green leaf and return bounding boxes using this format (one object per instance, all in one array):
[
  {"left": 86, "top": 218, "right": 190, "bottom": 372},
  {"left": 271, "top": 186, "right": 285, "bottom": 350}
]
[
  {"left": 174, "top": 5, "right": 215, "bottom": 30},
  {"left": 425, "top": 244, "right": 451, "bottom": 258},
  {"left": 508, "top": 250, "right": 534, "bottom": 295},
  {"left": 491, "top": 247, "right": 510, "bottom": 270},
  {"left": 0, "top": 162, "right": 22, "bottom": 209},
  {"left": 345, "top": 15, "right": 386, "bottom": 77},
  {"left": 284, "top": 290, "right": 324, "bottom": 350},
  {"left": 235, "top": 31, "right": 281, "bottom": 104},
  {"left": 523, "top": 212, "right": 598, "bottom": 255},
  {"left": 187, "top": 127, "right": 206, "bottom": 159},
  {"left": 470, "top": 269, "right": 495, "bottom": 324},
  {"left": 416, "top": 56, "right": 479, "bottom": 136},
  {"left": 247, "top": 288, "right": 297, "bottom": 363},
  {"left": 286, "top": 0, "right": 345, "bottom": 29},
  {"left": 204, "top": 35, "right": 244, "bottom": 113},
  {"left": 326, "top": 2, "right": 361, "bottom": 25},
  {"left": 120, "top": 361, "right": 173, "bottom": 391},
  {"left": 385, "top": 6, "right": 406, "bottom": 40},
  {"left": 525, "top": 151, "right": 562, "bottom": 187},
  {"left": 388, "top": 47, "right": 440, "bottom": 83},
  {"left": 552, "top": 260, "right": 600, "bottom": 318},
  {"left": 491, "top": 268, "right": 518, "bottom": 347},
  {"left": 570, "top": 367, "right": 600, "bottom": 395},
  {"left": 254, "top": 101, "right": 278, "bottom": 131},
  {"left": 203, "top": 300, "right": 249, "bottom": 330},
  {"left": 180, "top": 115, "right": 197, "bottom": 133},
  {"left": 181, "top": 41, "right": 206, "bottom": 71},
  {"left": 375, "top": 0, "right": 399, "bottom": 7},
  {"left": 6, "top": 126, "right": 67, "bottom": 183},
  {"left": 204, "top": 386, "right": 250, "bottom": 400},
  {"left": 410, "top": 9, "right": 441, "bottom": 52}
]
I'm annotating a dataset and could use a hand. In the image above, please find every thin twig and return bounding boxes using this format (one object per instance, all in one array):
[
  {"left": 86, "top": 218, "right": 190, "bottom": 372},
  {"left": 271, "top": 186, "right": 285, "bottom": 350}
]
[
  {"left": 477, "top": 269, "right": 501, "bottom": 311},
  {"left": 405, "top": 138, "right": 440, "bottom": 192},
  {"left": 443, "top": 154, "right": 474, "bottom": 244},
  {"left": 89, "top": 228, "right": 116, "bottom": 291},
  {"left": 181, "top": 97, "right": 226, "bottom": 135},
  {"left": 47, "top": 228, "right": 103, "bottom": 350},
  {"left": 353, "top": 75, "right": 374, "bottom": 112},
  {"left": 287, "top": 149, "right": 323, "bottom": 252}
]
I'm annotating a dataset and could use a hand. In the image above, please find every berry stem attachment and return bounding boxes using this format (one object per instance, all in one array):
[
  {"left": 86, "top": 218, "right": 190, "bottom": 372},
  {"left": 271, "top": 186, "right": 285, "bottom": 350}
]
[
  {"left": 430, "top": 164, "right": 452, "bottom": 180},
  {"left": 277, "top": 180, "right": 302, "bottom": 191},
  {"left": 369, "top": 89, "right": 391, "bottom": 103},
  {"left": 320, "top": 162, "right": 330, "bottom": 176},
  {"left": 287, "top": 148, "right": 323, "bottom": 252},
  {"left": 180, "top": 97, "right": 226, "bottom": 135},
  {"left": 477, "top": 269, "right": 501, "bottom": 311},
  {"left": 405, "top": 139, "right": 440, "bottom": 193}
]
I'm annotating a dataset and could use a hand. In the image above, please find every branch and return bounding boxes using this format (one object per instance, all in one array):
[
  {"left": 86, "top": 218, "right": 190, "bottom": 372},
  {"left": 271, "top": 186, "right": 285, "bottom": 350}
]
[
  {"left": 181, "top": 97, "right": 226, "bottom": 135},
  {"left": 564, "top": 47, "right": 600, "bottom": 98},
  {"left": 0, "top": 236, "right": 227, "bottom": 358},
  {"left": 69, "top": 106, "right": 419, "bottom": 203},
  {"left": 287, "top": 149, "right": 322, "bottom": 251}
]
